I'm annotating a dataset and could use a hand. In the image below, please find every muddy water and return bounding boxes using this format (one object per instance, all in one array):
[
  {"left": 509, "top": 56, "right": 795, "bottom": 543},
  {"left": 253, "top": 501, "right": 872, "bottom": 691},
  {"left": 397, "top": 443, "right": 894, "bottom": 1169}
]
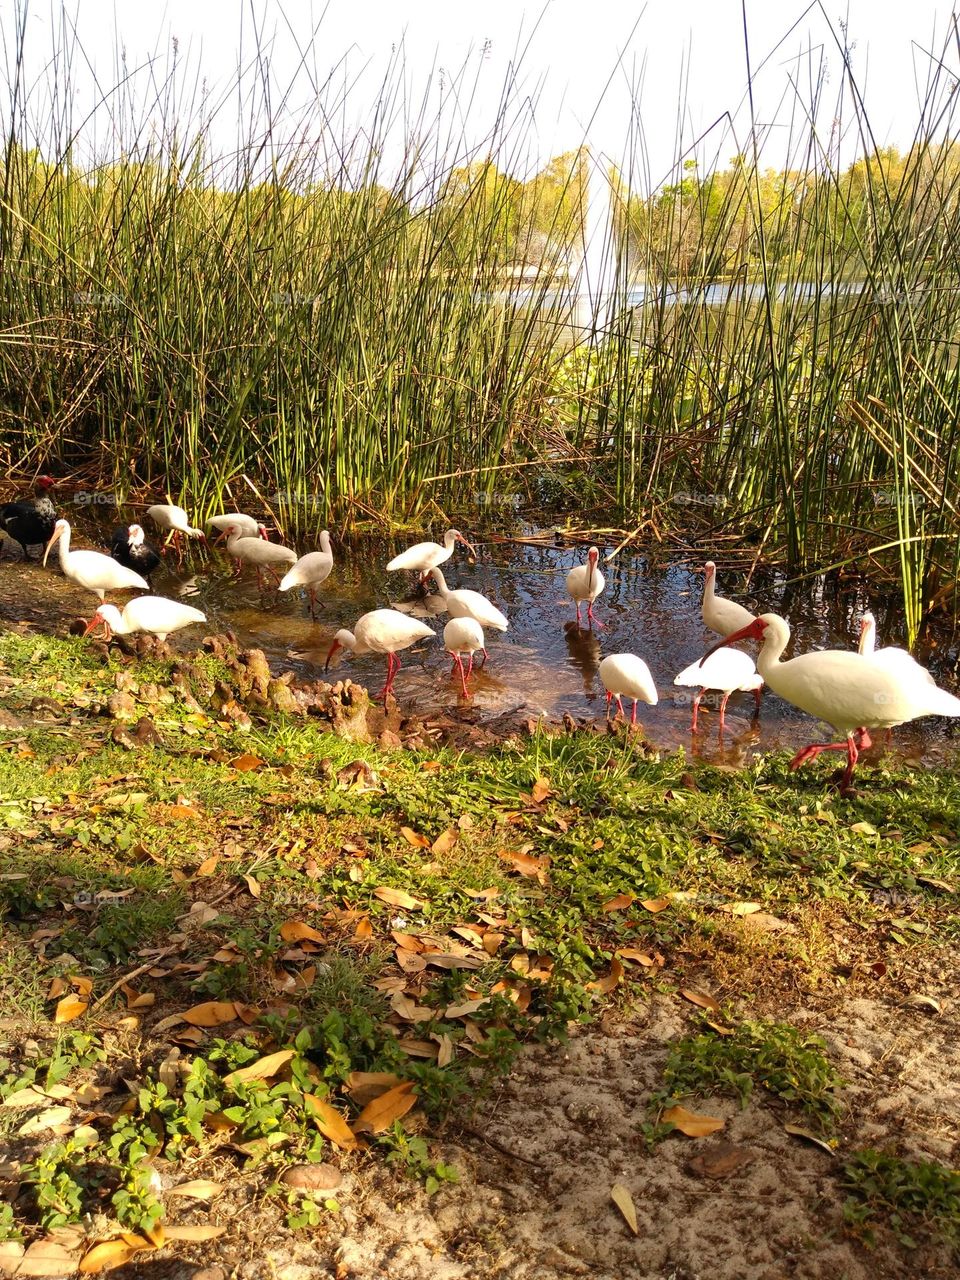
[{"left": 3, "top": 518, "right": 959, "bottom": 767}]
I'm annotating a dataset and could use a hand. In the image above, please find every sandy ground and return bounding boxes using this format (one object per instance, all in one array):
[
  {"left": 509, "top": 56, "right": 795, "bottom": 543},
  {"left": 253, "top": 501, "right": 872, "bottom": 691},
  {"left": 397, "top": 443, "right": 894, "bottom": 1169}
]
[{"left": 138, "top": 969, "right": 958, "bottom": 1280}]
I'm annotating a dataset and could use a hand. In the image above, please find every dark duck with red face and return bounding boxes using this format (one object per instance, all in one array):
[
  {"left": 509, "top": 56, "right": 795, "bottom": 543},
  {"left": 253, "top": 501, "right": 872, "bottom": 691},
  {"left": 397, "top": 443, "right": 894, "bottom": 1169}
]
[
  {"left": 0, "top": 476, "right": 59, "bottom": 557},
  {"left": 109, "top": 523, "right": 162, "bottom": 582}
]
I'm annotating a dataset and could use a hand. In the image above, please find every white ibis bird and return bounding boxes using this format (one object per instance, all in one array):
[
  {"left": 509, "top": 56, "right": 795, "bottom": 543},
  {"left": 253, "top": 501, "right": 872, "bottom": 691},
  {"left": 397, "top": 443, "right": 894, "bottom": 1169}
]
[
  {"left": 858, "top": 611, "right": 933, "bottom": 683},
  {"left": 207, "top": 512, "right": 266, "bottom": 539},
  {"left": 674, "top": 648, "right": 763, "bottom": 732},
  {"left": 443, "top": 617, "right": 485, "bottom": 697},
  {"left": 83, "top": 596, "right": 207, "bottom": 642},
  {"left": 598, "top": 654, "right": 659, "bottom": 724},
  {"left": 146, "top": 504, "right": 205, "bottom": 560},
  {"left": 566, "top": 546, "right": 605, "bottom": 628},
  {"left": 325, "top": 609, "right": 435, "bottom": 700},
  {"left": 387, "top": 529, "right": 476, "bottom": 582},
  {"left": 224, "top": 525, "right": 297, "bottom": 590},
  {"left": 704, "top": 613, "right": 960, "bottom": 792},
  {"left": 110, "top": 524, "right": 162, "bottom": 581},
  {"left": 1, "top": 476, "right": 58, "bottom": 558},
  {"left": 701, "top": 561, "right": 757, "bottom": 637},
  {"left": 428, "top": 568, "right": 508, "bottom": 663},
  {"left": 43, "top": 519, "right": 149, "bottom": 601},
  {"left": 279, "top": 533, "right": 334, "bottom": 620}
]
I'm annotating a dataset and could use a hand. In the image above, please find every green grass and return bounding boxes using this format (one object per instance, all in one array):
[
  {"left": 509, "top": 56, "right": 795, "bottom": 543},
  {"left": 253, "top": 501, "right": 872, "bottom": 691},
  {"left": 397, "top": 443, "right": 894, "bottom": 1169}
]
[
  {"left": 0, "top": 627, "right": 958, "bottom": 1254},
  {"left": 843, "top": 1150, "right": 960, "bottom": 1252}
]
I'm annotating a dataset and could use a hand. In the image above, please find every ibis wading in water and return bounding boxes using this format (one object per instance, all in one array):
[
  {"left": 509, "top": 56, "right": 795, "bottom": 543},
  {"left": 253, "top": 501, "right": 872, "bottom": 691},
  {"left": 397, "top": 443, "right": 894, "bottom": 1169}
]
[
  {"left": 566, "top": 546, "right": 605, "bottom": 628},
  {"left": 44, "top": 520, "right": 149, "bottom": 601},
  {"left": 1, "top": 476, "right": 58, "bottom": 558},
  {"left": 598, "top": 654, "right": 658, "bottom": 724},
  {"left": 427, "top": 568, "right": 508, "bottom": 662},
  {"left": 146, "top": 504, "right": 205, "bottom": 560},
  {"left": 701, "top": 561, "right": 756, "bottom": 637},
  {"left": 703, "top": 612, "right": 960, "bottom": 792},
  {"left": 279, "top": 533, "right": 334, "bottom": 619},
  {"left": 84, "top": 597, "right": 207, "bottom": 642},
  {"left": 224, "top": 525, "right": 297, "bottom": 589},
  {"left": 443, "top": 617, "right": 485, "bottom": 697},
  {"left": 207, "top": 513, "right": 266, "bottom": 540},
  {"left": 110, "top": 524, "right": 162, "bottom": 581},
  {"left": 674, "top": 648, "right": 763, "bottom": 732},
  {"left": 325, "top": 609, "right": 435, "bottom": 700},
  {"left": 387, "top": 529, "right": 476, "bottom": 582}
]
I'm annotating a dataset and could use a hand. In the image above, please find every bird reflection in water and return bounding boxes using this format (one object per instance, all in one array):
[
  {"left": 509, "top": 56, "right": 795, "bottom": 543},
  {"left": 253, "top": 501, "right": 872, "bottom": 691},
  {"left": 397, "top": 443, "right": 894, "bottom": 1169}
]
[{"left": 563, "top": 620, "right": 602, "bottom": 697}]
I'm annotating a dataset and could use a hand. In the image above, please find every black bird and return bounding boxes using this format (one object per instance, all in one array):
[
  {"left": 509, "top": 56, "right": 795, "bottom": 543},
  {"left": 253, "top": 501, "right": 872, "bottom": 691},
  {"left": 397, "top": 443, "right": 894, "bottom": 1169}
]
[
  {"left": 0, "top": 475, "right": 59, "bottom": 558},
  {"left": 109, "top": 523, "right": 163, "bottom": 582}
]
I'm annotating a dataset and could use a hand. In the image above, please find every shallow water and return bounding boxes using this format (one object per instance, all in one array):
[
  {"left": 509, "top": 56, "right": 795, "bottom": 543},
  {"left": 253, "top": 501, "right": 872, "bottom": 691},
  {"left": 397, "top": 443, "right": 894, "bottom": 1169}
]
[{"left": 3, "top": 513, "right": 959, "bottom": 769}]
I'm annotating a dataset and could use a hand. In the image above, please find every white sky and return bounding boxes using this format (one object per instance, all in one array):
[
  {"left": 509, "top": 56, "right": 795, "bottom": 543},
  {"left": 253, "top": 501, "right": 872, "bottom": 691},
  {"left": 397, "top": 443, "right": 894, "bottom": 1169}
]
[{"left": 4, "top": 1, "right": 958, "bottom": 191}]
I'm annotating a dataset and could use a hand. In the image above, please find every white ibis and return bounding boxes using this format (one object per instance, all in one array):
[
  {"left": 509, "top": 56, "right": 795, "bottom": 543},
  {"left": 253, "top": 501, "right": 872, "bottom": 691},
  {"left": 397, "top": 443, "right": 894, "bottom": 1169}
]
[
  {"left": 598, "top": 654, "right": 659, "bottom": 724},
  {"left": 704, "top": 613, "right": 960, "bottom": 792},
  {"left": 207, "top": 512, "right": 265, "bottom": 539},
  {"left": 83, "top": 596, "right": 207, "bottom": 642},
  {"left": 279, "top": 533, "right": 334, "bottom": 620},
  {"left": 325, "top": 609, "right": 435, "bottom": 700},
  {"left": 1, "top": 476, "right": 58, "bottom": 558},
  {"left": 43, "top": 519, "right": 149, "bottom": 601},
  {"left": 566, "top": 546, "right": 605, "bottom": 628},
  {"left": 674, "top": 648, "right": 763, "bottom": 732},
  {"left": 110, "top": 524, "right": 162, "bottom": 581},
  {"left": 443, "top": 617, "right": 485, "bottom": 696},
  {"left": 387, "top": 529, "right": 476, "bottom": 582},
  {"left": 701, "top": 561, "right": 756, "bottom": 637},
  {"left": 224, "top": 525, "right": 297, "bottom": 590},
  {"left": 428, "top": 568, "right": 508, "bottom": 664},
  {"left": 146, "top": 504, "right": 205, "bottom": 560},
  {"left": 858, "top": 611, "right": 933, "bottom": 684}
]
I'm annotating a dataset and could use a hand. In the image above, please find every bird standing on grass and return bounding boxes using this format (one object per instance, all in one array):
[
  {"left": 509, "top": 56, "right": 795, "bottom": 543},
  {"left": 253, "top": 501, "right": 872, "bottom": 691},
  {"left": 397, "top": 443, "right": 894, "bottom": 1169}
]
[
  {"left": 1, "top": 476, "right": 58, "bottom": 558},
  {"left": 83, "top": 597, "right": 207, "bottom": 643},
  {"left": 44, "top": 519, "right": 149, "bottom": 602},
  {"left": 325, "top": 609, "right": 435, "bottom": 701}
]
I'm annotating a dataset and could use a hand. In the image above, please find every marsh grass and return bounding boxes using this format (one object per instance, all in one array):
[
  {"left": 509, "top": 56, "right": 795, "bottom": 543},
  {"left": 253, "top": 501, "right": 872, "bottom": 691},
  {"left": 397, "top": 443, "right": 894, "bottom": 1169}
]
[{"left": 3, "top": 7, "right": 960, "bottom": 631}]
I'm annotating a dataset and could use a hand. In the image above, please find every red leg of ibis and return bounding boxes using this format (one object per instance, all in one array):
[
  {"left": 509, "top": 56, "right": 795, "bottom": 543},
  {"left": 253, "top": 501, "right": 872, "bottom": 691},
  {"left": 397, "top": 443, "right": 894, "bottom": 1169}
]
[
  {"left": 840, "top": 734, "right": 860, "bottom": 793},
  {"left": 308, "top": 589, "right": 317, "bottom": 621},
  {"left": 630, "top": 699, "right": 638, "bottom": 725},
  {"left": 691, "top": 689, "right": 705, "bottom": 733},
  {"left": 586, "top": 601, "right": 603, "bottom": 630},
  {"left": 615, "top": 694, "right": 625, "bottom": 720},
  {"left": 604, "top": 690, "right": 613, "bottom": 719},
  {"left": 453, "top": 654, "right": 469, "bottom": 697},
  {"left": 465, "top": 654, "right": 474, "bottom": 680},
  {"left": 718, "top": 691, "right": 732, "bottom": 732},
  {"left": 480, "top": 648, "right": 489, "bottom": 666},
  {"left": 449, "top": 656, "right": 459, "bottom": 677},
  {"left": 789, "top": 741, "right": 850, "bottom": 771},
  {"left": 574, "top": 601, "right": 582, "bottom": 626},
  {"left": 753, "top": 686, "right": 763, "bottom": 714},
  {"left": 854, "top": 727, "right": 874, "bottom": 751}
]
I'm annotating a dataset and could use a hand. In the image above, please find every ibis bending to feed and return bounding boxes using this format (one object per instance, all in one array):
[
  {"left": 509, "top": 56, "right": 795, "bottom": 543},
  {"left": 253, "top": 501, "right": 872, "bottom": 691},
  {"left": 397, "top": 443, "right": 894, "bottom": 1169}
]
[
  {"left": 858, "top": 611, "right": 933, "bottom": 684},
  {"left": 325, "top": 609, "right": 435, "bottom": 700},
  {"left": 1, "top": 476, "right": 58, "bottom": 558},
  {"left": 428, "top": 568, "right": 508, "bottom": 663},
  {"left": 386, "top": 529, "right": 476, "bottom": 582},
  {"left": 146, "top": 504, "right": 205, "bottom": 559},
  {"left": 207, "top": 513, "right": 265, "bottom": 539},
  {"left": 703, "top": 612, "right": 960, "bottom": 792},
  {"left": 598, "top": 653, "right": 659, "bottom": 724},
  {"left": 566, "top": 546, "right": 605, "bottom": 628},
  {"left": 44, "top": 519, "right": 149, "bottom": 601},
  {"left": 84, "top": 597, "right": 207, "bottom": 642},
  {"left": 701, "top": 561, "right": 756, "bottom": 637},
  {"left": 110, "top": 524, "right": 162, "bottom": 581},
  {"left": 443, "top": 617, "right": 485, "bottom": 696},
  {"left": 279, "top": 532, "right": 334, "bottom": 619},
  {"left": 224, "top": 526, "right": 297, "bottom": 589},
  {"left": 674, "top": 648, "right": 763, "bottom": 732}
]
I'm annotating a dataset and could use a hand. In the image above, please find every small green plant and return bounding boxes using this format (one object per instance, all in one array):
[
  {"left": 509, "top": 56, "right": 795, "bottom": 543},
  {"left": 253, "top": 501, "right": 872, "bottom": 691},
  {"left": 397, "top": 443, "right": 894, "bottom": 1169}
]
[
  {"left": 0, "top": 1202, "right": 21, "bottom": 1241},
  {"left": 379, "top": 1124, "right": 459, "bottom": 1195},
  {"left": 842, "top": 1150, "right": 960, "bottom": 1250},
  {"left": 657, "top": 1019, "right": 844, "bottom": 1126},
  {"left": 111, "top": 1164, "right": 164, "bottom": 1237},
  {"left": 23, "top": 1137, "right": 91, "bottom": 1229}
]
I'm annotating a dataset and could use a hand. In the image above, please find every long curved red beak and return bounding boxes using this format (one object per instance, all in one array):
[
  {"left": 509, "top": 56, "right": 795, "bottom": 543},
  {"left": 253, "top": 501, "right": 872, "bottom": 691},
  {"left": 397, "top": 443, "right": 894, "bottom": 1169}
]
[{"left": 699, "top": 617, "right": 765, "bottom": 665}]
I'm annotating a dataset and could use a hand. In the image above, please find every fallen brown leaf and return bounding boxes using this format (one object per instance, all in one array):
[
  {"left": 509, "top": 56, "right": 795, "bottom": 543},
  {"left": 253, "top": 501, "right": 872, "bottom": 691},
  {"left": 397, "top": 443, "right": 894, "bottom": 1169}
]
[
  {"left": 279, "top": 920, "right": 324, "bottom": 944},
  {"left": 400, "top": 826, "right": 431, "bottom": 848},
  {"left": 353, "top": 1080, "right": 417, "bottom": 1134},
  {"left": 230, "top": 753, "right": 264, "bottom": 771},
  {"left": 223, "top": 1049, "right": 295, "bottom": 1086},
  {"left": 687, "top": 1141, "right": 755, "bottom": 1180},
  {"left": 181, "top": 1000, "right": 238, "bottom": 1027},
  {"left": 53, "top": 995, "right": 87, "bottom": 1024},
  {"left": 662, "top": 1105, "right": 725, "bottom": 1137},
  {"left": 610, "top": 1183, "right": 638, "bottom": 1235},
  {"left": 373, "top": 886, "right": 423, "bottom": 910},
  {"left": 679, "top": 988, "right": 721, "bottom": 1013},
  {"left": 639, "top": 896, "right": 672, "bottom": 913},
  {"left": 304, "top": 1094, "right": 358, "bottom": 1150}
]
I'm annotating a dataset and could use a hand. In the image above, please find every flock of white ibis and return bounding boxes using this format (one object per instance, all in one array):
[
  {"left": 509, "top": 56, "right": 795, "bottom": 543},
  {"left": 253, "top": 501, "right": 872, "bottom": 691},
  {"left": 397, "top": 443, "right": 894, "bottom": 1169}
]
[{"left": 3, "top": 477, "right": 960, "bottom": 793}]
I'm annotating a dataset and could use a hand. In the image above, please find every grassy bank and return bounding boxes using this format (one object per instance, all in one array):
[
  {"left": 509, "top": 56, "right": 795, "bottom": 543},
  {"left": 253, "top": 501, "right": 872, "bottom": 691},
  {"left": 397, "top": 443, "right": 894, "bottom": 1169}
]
[{"left": 1, "top": 628, "right": 959, "bottom": 1271}]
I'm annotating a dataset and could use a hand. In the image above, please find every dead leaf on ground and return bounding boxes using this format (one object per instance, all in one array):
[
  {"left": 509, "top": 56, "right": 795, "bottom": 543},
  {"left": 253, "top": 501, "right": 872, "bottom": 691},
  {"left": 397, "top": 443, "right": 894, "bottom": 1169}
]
[
  {"left": 161, "top": 1226, "right": 226, "bottom": 1241},
  {"left": 279, "top": 920, "right": 324, "bottom": 944},
  {"left": 17, "top": 1106, "right": 72, "bottom": 1137},
  {"left": 687, "top": 1142, "right": 756, "bottom": 1180},
  {"left": 16, "top": 1239, "right": 83, "bottom": 1275},
  {"left": 639, "top": 896, "right": 672, "bottom": 913},
  {"left": 717, "top": 901, "right": 763, "bottom": 915},
  {"left": 400, "top": 826, "right": 431, "bottom": 848},
  {"left": 662, "top": 1105, "right": 725, "bottom": 1137},
  {"left": 167, "top": 804, "right": 201, "bottom": 820},
  {"left": 499, "top": 850, "right": 550, "bottom": 879},
  {"left": 431, "top": 828, "right": 458, "bottom": 855},
  {"left": 166, "top": 1179, "right": 223, "bottom": 1201},
  {"left": 280, "top": 1163, "right": 342, "bottom": 1192},
  {"left": 303, "top": 1095, "right": 358, "bottom": 1150},
  {"left": 53, "top": 995, "right": 87, "bottom": 1024},
  {"left": 181, "top": 1000, "right": 239, "bottom": 1027},
  {"left": 353, "top": 1080, "right": 417, "bottom": 1134},
  {"left": 373, "top": 886, "right": 423, "bottom": 910},
  {"left": 223, "top": 1049, "right": 295, "bottom": 1086},
  {"left": 531, "top": 778, "right": 553, "bottom": 804},
  {"left": 610, "top": 1183, "right": 638, "bottom": 1235},
  {"left": 587, "top": 957, "right": 624, "bottom": 994},
  {"left": 783, "top": 1124, "right": 838, "bottom": 1157},
  {"left": 230, "top": 753, "right": 264, "bottom": 771},
  {"left": 602, "top": 893, "right": 635, "bottom": 912},
  {"left": 680, "top": 988, "right": 721, "bottom": 1013},
  {"left": 345, "top": 1072, "right": 403, "bottom": 1106},
  {"left": 617, "top": 947, "right": 656, "bottom": 966}
]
